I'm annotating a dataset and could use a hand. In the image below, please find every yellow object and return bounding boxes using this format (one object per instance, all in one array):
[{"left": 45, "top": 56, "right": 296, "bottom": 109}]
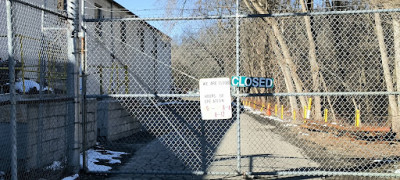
[
  {"left": 308, "top": 98, "right": 312, "bottom": 110},
  {"left": 355, "top": 109, "right": 360, "bottom": 127},
  {"left": 19, "top": 37, "right": 25, "bottom": 94},
  {"left": 293, "top": 110, "right": 296, "bottom": 121},
  {"left": 260, "top": 104, "right": 265, "bottom": 112},
  {"left": 324, "top": 109, "right": 328, "bottom": 123},
  {"left": 303, "top": 106, "right": 307, "bottom": 119},
  {"left": 281, "top": 105, "right": 284, "bottom": 119},
  {"left": 124, "top": 65, "right": 129, "bottom": 94},
  {"left": 253, "top": 102, "right": 256, "bottom": 109},
  {"left": 38, "top": 49, "right": 42, "bottom": 87},
  {"left": 306, "top": 98, "right": 312, "bottom": 119},
  {"left": 275, "top": 104, "right": 278, "bottom": 116}
]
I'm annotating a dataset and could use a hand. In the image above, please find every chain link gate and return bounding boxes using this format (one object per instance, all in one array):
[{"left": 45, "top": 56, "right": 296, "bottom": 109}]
[{"left": 82, "top": 1, "right": 400, "bottom": 178}]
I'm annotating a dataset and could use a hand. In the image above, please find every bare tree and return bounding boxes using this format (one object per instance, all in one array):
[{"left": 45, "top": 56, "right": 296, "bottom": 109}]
[{"left": 299, "top": 0, "right": 323, "bottom": 120}]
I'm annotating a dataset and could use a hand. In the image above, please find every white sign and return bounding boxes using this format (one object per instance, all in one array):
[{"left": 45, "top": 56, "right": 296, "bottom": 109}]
[{"left": 199, "top": 78, "right": 232, "bottom": 120}]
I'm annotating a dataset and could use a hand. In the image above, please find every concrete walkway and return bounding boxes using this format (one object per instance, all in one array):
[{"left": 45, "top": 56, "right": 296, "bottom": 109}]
[{"left": 108, "top": 113, "right": 319, "bottom": 179}]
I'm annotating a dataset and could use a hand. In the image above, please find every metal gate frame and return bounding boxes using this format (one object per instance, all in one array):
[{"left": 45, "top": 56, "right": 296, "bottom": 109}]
[{"left": 80, "top": 0, "right": 400, "bottom": 177}]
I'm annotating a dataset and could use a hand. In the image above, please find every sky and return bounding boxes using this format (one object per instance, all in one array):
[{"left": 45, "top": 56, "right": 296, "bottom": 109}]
[
  {"left": 114, "top": 0, "right": 171, "bottom": 35},
  {"left": 113, "top": 0, "right": 198, "bottom": 39},
  {"left": 114, "top": 0, "right": 163, "bottom": 17}
]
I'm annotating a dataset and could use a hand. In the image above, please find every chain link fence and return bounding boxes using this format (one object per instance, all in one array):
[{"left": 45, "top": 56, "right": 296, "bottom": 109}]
[
  {"left": 83, "top": 17, "right": 238, "bottom": 174},
  {"left": 3, "top": 0, "right": 400, "bottom": 179},
  {"left": 239, "top": 10, "right": 400, "bottom": 176},
  {"left": 1, "top": 0, "right": 79, "bottom": 179},
  {"left": 82, "top": 3, "right": 400, "bottom": 178}
]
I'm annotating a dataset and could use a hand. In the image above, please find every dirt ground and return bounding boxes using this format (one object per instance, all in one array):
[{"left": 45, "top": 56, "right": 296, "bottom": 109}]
[{"left": 247, "top": 112, "right": 400, "bottom": 175}]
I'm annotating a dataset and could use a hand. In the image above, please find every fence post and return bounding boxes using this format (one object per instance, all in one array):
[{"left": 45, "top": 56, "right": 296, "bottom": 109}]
[
  {"left": 66, "top": 0, "right": 80, "bottom": 174},
  {"left": 36, "top": 0, "right": 48, "bottom": 168},
  {"left": 6, "top": 0, "right": 17, "bottom": 179},
  {"left": 235, "top": 0, "right": 241, "bottom": 175},
  {"left": 80, "top": 0, "right": 89, "bottom": 172}
]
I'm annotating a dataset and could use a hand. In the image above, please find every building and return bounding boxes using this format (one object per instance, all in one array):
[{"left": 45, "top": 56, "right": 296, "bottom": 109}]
[
  {"left": 0, "top": 0, "right": 172, "bottom": 172},
  {"left": 84, "top": 0, "right": 173, "bottom": 95},
  {"left": 0, "top": 0, "right": 173, "bottom": 95}
]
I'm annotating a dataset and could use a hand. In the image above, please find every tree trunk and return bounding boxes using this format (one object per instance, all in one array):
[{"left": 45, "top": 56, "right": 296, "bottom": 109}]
[
  {"left": 299, "top": 0, "right": 323, "bottom": 120},
  {"left": 245, "top": 0, "right": 306, "bottom": 111},
  {"left": 393, "top": 16, "right": 400, "bottom": 133},
  {"left": 321, "top": 72, "right": 337, "bottom": 122},
  {"left": 374, "top": 13, "right": 399, "bottom": 131},
  {"left": 269, "top": 31, "right": 299, "bottom": 112},
  {"left": 269, "top": 19, "right": 306, "bottom": 110}
]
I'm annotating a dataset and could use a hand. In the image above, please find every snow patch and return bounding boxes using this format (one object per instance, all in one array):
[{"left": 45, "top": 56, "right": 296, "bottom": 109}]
[
  {"left": 62, "top": 174, "right": 79, "bottom": 180},
  {"left": 395, "top": 169, "right": 400, "bottom": 174},
  {"left": 80, "top": 149, "right": 128, "bottom": 172},
  {"left": 284, "top": 124, "right": 298, "bottom": 127},
  {"left": 16, "top": 80, "right": 39, "bottom": 93},
  {"left": 45, "top": 161, "right": 63, "bottom": 171},
  {"left": 269, "top": 116, "right": 286, "bottom": 122},
  {"left": 299, "top": 132, "right": 310, "bottom": 136},
  {"left": 246, "top": 106, "right": 291, "bottom": 122},
  {"left": 15, "top": 80, "right": 52, "bottom": 93},
  {"left": 251, "top": 111, "right": 261, "bottom": 115}
]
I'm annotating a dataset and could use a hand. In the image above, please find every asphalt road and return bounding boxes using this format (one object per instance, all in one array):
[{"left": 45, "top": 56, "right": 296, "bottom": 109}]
[{"left": 106, "top": 102, "right": 319, "bottom": 179}]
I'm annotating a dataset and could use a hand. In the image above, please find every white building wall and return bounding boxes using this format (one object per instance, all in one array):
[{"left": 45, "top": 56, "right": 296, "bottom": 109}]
[
  {"left": 0, "top": 0, "right": 172, "bottom": 95},
  {"left": 84, "top": 0, "right": 172, "bottom": 96}
]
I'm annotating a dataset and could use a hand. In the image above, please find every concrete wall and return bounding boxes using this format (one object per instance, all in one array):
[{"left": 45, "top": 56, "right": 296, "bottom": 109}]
[
  {"left": 0, "top": 100, "right": 68, "bottom": 171},
  {"left": 0, "top": 98, "right": 140, "bottom": 172},
  {"left": 97, "top": 98, "right": 141, "bottom": 142}
]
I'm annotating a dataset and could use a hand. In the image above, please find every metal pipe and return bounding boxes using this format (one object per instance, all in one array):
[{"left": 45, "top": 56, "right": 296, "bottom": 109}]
[
  {"left": 80, "top": 0, "right": 88, "bottom": 172},
  {"left": 86, "top": 94, "right": 201, "bottom": 98},
  {"left": 85, "top": 91, "right": 400, "bottom": 99},
  {"left": 17, "top": 96, "right": 74, "bottom": 104},
  {"left": 275, "top": 171, "right": 400, "bottom": 177},
  {"left": 11, "top": 0, "right": 71, "bottom": 19},
  {"left": 86, "top": 170, "right": 238, "bottom": 176},
  {"left": 84, "top": 8, "right": 400, "bottom": 22},
  {"left": 36, "top": 0, "right": 47, "bottom": 168},
  {"left": 6, "top": 0, "right": 17, "bottom": 179},
  {"left": 235, "top": 0, "right": 241, "bottom": 175},
  {"left": 19, "top": 36, "right": 25, "bottom": 94},
  {"left": 234, "top": 91, "right": 400, "bottom": 97},
  {"left": 66, "top": 0, "right": 80, "bottom": 174}
]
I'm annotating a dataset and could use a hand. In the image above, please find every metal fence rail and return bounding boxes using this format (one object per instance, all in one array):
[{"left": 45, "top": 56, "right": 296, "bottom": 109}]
[{"left": 3, "top": 0, "right": 400, "bottom": 179}]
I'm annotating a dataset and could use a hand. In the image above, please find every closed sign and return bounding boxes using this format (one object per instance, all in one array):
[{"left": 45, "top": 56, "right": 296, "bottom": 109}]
[{"left": 231, "top": 76, "right": 273, "bottom": 88}]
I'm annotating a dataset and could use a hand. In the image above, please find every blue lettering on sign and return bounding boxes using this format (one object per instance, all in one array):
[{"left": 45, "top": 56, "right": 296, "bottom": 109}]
[{"left": 231, "top": 76, "right": 274, "bottom": 88}]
